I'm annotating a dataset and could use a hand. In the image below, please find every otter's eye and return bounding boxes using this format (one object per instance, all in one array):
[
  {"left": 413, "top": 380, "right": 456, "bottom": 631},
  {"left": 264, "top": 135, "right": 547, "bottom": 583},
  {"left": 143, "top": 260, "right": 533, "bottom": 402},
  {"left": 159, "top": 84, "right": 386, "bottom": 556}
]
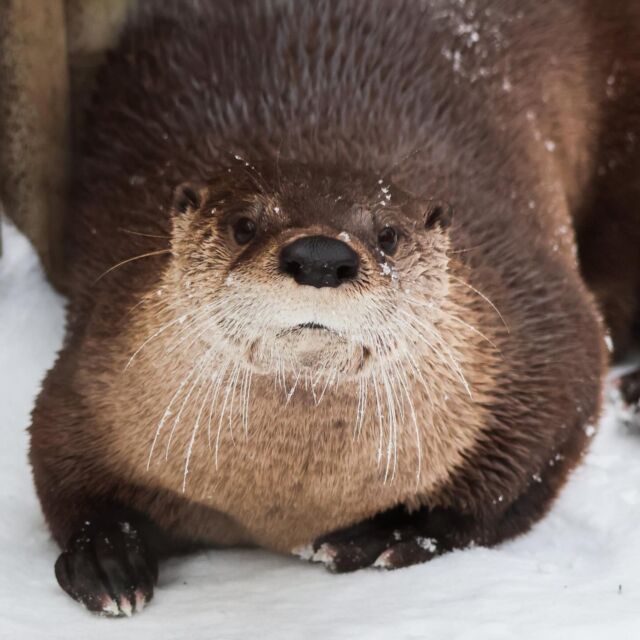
[
  {"left": 233, "top": 217, "right": 257, "bottom": 245},
  {"left": 377, "top": 226, "right": 399, "bottom": 255}
]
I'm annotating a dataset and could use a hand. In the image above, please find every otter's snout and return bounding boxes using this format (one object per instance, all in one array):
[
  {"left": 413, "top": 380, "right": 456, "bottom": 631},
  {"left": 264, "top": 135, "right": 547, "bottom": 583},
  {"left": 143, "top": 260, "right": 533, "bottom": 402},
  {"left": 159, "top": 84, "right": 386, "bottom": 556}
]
[{"left": 279, "top": 235, "right": 359, "bottom": 288}]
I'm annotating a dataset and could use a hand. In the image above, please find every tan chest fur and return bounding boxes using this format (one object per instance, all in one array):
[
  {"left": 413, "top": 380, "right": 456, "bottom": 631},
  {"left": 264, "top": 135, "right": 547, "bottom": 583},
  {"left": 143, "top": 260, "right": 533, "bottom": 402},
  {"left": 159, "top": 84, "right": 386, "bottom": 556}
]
[{"left": 83, "top": 302, "right": 494, "bottom": 552}]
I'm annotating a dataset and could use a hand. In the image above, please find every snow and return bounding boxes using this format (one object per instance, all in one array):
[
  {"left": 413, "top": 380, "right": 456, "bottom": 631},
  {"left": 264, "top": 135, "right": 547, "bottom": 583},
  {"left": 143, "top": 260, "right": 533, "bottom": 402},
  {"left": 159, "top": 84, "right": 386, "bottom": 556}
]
[{"left": 2, "top": 216, "right": 640, "bottom": 639}]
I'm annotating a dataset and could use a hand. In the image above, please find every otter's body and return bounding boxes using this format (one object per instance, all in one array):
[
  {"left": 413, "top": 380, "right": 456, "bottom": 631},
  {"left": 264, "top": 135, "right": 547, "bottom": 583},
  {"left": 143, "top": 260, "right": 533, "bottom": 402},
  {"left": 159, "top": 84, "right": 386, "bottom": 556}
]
[{"left": 30, "top": 0, "right": 640, "bottom": 615}]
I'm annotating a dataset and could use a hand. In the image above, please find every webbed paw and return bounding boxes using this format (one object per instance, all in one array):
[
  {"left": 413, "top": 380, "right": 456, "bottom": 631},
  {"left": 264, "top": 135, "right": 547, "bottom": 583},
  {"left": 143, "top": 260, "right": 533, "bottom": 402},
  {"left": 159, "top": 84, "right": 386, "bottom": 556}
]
[
  {"left": 294, "top": 510, "right": 441, "bottom": 573},
  {"left": 55, "top": 520, "right": 157, "bottom": 617}
]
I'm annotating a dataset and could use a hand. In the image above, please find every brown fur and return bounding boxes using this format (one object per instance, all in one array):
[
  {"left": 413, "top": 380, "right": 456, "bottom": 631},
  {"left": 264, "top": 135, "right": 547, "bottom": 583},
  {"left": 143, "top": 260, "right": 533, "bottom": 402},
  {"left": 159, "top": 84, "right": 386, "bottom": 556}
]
[
  {"left": 0, "top": 0, "right": 134, "bottom": 286},
  {"left": 0, "top": 0, "right": 69, "bottom": 285},
  {"left": 27, "top": 0, "right": 640, "bottom": 612}
]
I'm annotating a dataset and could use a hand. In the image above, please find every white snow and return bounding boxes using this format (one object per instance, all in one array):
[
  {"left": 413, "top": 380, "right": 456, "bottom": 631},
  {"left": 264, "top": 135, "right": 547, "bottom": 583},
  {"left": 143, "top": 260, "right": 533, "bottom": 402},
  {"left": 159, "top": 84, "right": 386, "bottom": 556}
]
[{"left": 2, "top": 216, "right": 640, "bottom": 638}]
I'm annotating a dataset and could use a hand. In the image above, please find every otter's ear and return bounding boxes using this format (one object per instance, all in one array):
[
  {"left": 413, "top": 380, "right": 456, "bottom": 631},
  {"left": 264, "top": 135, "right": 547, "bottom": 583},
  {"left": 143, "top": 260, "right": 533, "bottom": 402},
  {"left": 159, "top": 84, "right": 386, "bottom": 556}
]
[
  {"left": 424, "top": 201, "right": 453, "bottom": 230},
  {"left": 173, "top": 183, "right": 207, "bottom": 215}
]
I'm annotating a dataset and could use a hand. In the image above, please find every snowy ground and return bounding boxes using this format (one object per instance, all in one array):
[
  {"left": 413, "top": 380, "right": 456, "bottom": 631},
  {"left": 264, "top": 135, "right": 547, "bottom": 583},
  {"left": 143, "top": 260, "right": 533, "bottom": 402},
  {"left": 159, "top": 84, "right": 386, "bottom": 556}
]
[{"left": 1, "top": 216, "right": 640, "bottom": 639}]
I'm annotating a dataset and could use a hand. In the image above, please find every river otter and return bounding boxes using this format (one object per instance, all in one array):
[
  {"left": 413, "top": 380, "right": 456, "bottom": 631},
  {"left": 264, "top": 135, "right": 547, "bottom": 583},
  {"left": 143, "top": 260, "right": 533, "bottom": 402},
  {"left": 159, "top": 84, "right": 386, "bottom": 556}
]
[{"left": 29, "top": 0, "right": 640, "bottom": 616}]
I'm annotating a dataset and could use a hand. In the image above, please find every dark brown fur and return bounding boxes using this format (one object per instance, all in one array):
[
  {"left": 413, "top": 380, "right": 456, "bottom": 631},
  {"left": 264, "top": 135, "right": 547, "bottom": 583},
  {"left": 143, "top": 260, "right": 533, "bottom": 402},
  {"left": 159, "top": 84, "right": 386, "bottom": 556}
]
[{"left": 29, "top": 0, "right": 640, "bottom": 615}]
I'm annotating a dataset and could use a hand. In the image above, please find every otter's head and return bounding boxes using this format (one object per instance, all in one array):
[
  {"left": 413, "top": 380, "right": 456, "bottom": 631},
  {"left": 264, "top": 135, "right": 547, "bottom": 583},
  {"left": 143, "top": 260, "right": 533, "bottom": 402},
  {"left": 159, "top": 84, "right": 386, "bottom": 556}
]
[{"left": 167, "top": 159, "right": 452, "bottom": 382}]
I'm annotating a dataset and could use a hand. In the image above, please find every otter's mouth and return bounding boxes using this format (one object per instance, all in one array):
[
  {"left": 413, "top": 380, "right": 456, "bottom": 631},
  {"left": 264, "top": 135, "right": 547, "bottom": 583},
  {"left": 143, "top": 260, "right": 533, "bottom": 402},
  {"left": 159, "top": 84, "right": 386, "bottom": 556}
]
[
  {"left": 295, "top": 322, "right": 330, "bottom": 331},
  {"left": 278, "top": 322, "right": 336, "bottom": 336}
]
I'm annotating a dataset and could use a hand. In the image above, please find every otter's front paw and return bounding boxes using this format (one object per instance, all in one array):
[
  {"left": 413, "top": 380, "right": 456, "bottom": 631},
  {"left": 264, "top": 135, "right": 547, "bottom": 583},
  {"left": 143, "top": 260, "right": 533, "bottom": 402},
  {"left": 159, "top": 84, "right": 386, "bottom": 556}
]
[
  {"left": 295, "top": 518, "right": 439, "bottom": 573},
  {"left": 55, "top": 521, "right": 157, "bottom": 617}
]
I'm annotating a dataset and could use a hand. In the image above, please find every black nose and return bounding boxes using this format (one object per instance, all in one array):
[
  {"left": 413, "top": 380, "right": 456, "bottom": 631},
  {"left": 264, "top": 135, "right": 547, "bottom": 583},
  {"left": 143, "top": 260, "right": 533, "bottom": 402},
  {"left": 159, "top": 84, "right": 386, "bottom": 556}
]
[{"left": 279, "top": 235, "right": 359, "bottom": 288}]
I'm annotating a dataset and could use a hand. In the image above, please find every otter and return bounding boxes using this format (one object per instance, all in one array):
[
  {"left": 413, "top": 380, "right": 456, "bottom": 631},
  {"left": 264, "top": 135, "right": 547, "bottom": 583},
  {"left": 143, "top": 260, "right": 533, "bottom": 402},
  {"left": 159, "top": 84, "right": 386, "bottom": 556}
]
[{"left": 29, "top": 0, "right": 640, "bottom": 617}]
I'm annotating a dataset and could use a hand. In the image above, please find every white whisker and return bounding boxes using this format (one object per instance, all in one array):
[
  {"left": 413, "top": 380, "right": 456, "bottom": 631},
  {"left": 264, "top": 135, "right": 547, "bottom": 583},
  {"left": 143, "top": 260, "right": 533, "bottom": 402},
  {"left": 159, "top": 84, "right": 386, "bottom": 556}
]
[
  {"left": 147, "top": 361, "right": 200, "bottom": 470},
  {"left": 450, "top": 273, "right": 510, "bottom": 332},
  {"left": 165, "top": 359, "right": 209, "bottom": 460},
  {"left": 182, "top": 377, "right": 213, "bottom": 492}
]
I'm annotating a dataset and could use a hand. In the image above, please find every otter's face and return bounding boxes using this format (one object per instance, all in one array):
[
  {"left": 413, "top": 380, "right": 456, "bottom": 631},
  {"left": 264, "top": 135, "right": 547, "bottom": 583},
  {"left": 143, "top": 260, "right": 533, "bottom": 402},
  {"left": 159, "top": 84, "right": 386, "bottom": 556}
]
[{"left": 168, "top": 161, "right": 452, "bottom": 381}]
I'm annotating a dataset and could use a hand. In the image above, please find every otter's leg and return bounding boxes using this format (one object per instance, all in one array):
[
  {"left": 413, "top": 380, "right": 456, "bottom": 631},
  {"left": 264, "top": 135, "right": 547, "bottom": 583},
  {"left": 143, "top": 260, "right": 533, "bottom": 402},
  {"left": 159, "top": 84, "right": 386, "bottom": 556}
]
[
  {"left": 38, "top": 484, "right": 243, "bottom": 616},
  {"left": 29, "top": 345, "right": 171, "bottom": 616},
  {"left": 307, "top": 505, "right": 473, "bottom": 572},
  {"left": 32, "top": 469, "right": 165, "bottom": 616},
  {"left": 307, "top": 430, "right": 585, "bottom": 573},
  {"left": 308, "top": 486, "right": 552, "bottom": 574}
]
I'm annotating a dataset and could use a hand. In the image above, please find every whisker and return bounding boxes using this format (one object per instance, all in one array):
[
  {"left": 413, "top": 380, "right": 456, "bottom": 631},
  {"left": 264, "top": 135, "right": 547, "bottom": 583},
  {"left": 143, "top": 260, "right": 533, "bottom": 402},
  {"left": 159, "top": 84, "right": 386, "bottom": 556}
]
[
  {"left": 165, "top": 359, "right": 209, "bottom": 460},
  {"left": 392, "top": 361, "right": 422, "bottom": 485},
  {"left": 448, "top": 240, "right": 493, "bottom": 255},
  {"left": 226, "top": 364, "right": 243, "bottom": 442},
  {"left": 448, "top": 314, "right": 501, "bottom": 353},
  {"left": 182, "top": 377, "right": 213, "bottom": 492},
  {"left": 147, "top": 361, "right": 200, "bottom": 470},
  {"left": 285, "top": 367, "right": 302, "bottom": 405},
  {"left": 207, "top": 359, "right": 231, "bottom": 451},
  {"left": 371, "top": 373, "right": 385, "bottom": 466},
  {"left": 241, "top": 368, "right": 253, "bottom": 438},
  {"left": 118, "top": 227, "right": 171, "bottom": 240},
  {"left": 379, "top": 366, "right": 398, "bottom": 483},
  {"left": 126, "top": 309, "right": 207, "bottom": 371},
  {"left": 405, "top": 296, "right": 501, "bottom": 352},
  {"left": 93, "top": 249, "right": 171, "bottom": 283},
  {"left": 449, "top": 273, "right": 510, "bottom": 333},
  {"left": 354, "top": 376, "right": 368, "bottom": 438},
  {"left": 215, "top": 362, "right": 241, "bottom": 468},
  {"left": 397, "top": 308, "right": 473, "bottom": 398}
]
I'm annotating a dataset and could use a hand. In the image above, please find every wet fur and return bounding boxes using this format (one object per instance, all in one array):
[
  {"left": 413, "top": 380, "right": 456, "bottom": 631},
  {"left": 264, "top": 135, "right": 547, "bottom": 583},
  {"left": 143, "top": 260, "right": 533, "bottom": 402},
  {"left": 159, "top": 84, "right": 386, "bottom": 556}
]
[{"left": 28, "top": 0, "right": 640, "bottom": 613}]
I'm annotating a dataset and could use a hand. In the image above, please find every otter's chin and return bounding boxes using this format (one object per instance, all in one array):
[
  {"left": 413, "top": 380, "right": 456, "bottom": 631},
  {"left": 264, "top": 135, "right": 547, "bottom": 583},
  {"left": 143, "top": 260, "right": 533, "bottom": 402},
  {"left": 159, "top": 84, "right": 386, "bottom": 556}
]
[{"left": 246, "top": 326, "right": 370, "bottom": 376}]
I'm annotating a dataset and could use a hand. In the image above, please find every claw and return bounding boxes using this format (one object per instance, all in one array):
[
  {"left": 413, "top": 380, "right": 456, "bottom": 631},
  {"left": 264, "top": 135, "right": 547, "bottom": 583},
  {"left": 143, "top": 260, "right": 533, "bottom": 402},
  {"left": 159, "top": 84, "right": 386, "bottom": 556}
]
[
  {"left": 311, "top": 543, "right": 338, "bottom": 570},
  {"left": 373, "top": 548, "right": 395, "bottom": 569},
  {"left": 98, "top": 596, "right": 121, "bottom": 618},
  {"left": 291, "top": 544, "right": 315, "bottom": 561}
]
